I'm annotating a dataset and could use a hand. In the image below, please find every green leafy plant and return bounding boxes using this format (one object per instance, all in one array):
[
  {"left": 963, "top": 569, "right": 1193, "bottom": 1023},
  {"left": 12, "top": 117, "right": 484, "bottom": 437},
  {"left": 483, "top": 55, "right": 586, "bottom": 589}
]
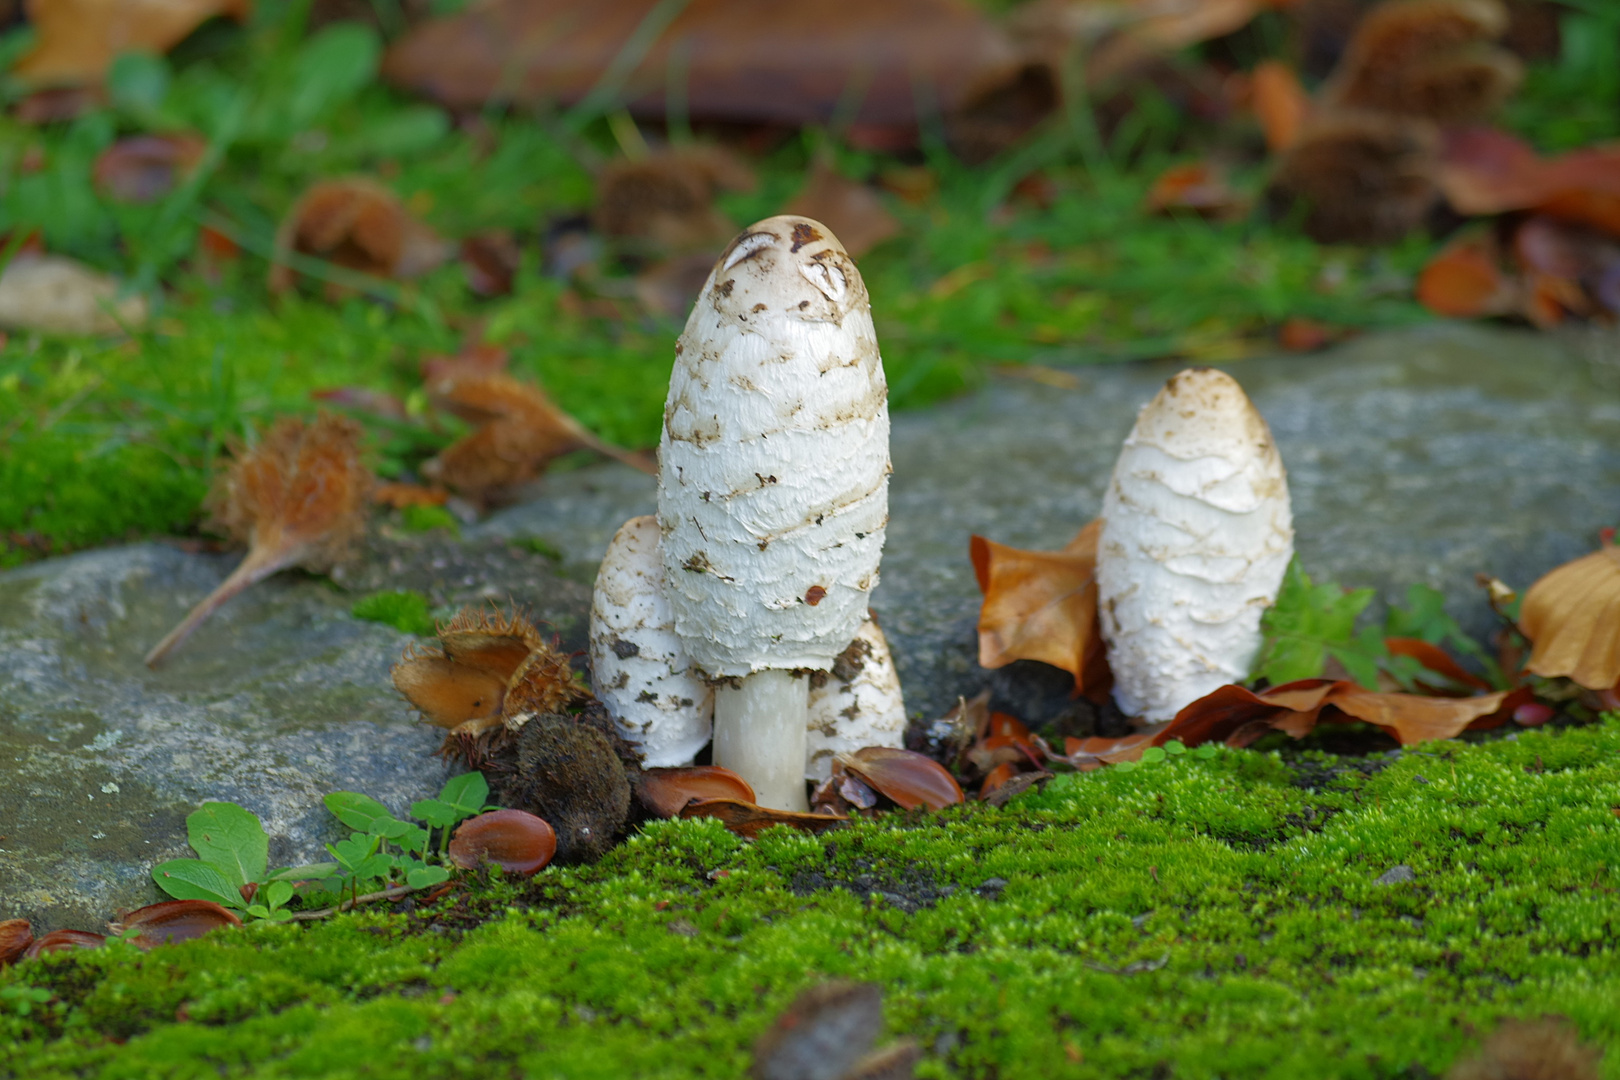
[
  {"left": 1254, "top": 559, "right": 1385, "bottom": 688},
  {"left": 351, "top": 589, "right": 437, "bottom": 635},
  {"left": 152, "top": 773, "right": 490, "bottom": 918},
  {"left": 400, "top": 503, "right": 461, "bottom": 534}
]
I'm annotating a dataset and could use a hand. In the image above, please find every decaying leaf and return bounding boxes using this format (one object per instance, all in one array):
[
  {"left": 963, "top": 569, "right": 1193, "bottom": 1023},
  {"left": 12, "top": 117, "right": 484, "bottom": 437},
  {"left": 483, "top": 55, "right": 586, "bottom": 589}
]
[
  {"left": 1251, "top": 60, "right": 1310, "bottom": 153},
  {"left": 1322, "top": 0, "right": 1521, "bottom": 125},
  {"left": 420, "top": 342, "right": 509, "bottom": 384},
  {"left": 371, "top": 482, "right": 448, "bottom": 509},
  {"left": 1265, "top": 110, "right": 1440, "bottom": 244},
  {"left": 93, "top": 134, "right": 207, "bottom": 203},
  {"left": 634, "top": 252, "right": 720, "bottom": 319},
  {"left": 269, "top": 177, "right": 450, "bottom": 297},
  {"left": 460, "top": 231, "right": 522, "bottom": 298},
  {"left": 1519, "top": 542, "right": 1620, "bottom": 691},
  {"left": 1143, "top": 161, "right": 1247, "bottom": 219},
  {"left": 1444, "top": 1015, "right": 1602, "bottom": 1080},
  {"left": 680, "top": 797, "right": 848, "bottom": 839},
  {"left": 421, "top": 373, "right": 654, "bottom": 503},
  {"left": 971, "top": 520, "right": 1111, "bottom": 700},
  {"left": 782, "top": 159, "right": 901, "bottom": 260},
  {"left": 595, "top": 147, "right": 753, "bottom": 258},
  {"left": 752, "top": 981, "right": 919, "bottom": 1080},
  {"left": 12, "top": 0, "right": 252, "bottom": 86},
  {"left": 0, "top": 254, "right": 149, "bottom": 334},
  {"left": 1439, "top": 128, "right": 1620, "bottom": 237},
  {"left": 1013, "top": 0, "right": 1270, "bottom": 89},
  {"left": 310, "top": 386, "right": 409, "bottom": 422},
  {"left": 146, "top": 414, "right": 372, "bottom": 667},
  {"left": 638, "top": 766, "right": 755, "bottom": 818},
  {"left": 1416, "top": 231, "right": 1517, "bottom": 317},
  {"left": 382, "top": 0, "right": 1023, "bottom": 133},
  {"left": 833, "top": 747, "right": 964, "bottom": 812}
]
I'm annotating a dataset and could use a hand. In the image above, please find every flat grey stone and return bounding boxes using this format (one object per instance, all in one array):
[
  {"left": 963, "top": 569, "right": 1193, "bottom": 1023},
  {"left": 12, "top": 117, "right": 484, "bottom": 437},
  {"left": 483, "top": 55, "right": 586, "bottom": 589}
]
[
  {"left": 481, "top": 323, "right": 1620, "bottom": 721},
  {"left": 1376, "top": 864, "right": 1417, "bottom": 886}
]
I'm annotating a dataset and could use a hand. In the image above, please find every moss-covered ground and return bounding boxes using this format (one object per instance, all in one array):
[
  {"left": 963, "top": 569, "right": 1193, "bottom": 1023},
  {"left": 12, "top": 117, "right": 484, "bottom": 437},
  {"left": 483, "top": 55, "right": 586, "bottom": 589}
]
[{"left": 5, "top": 716, "right": 1618, "bottom": 1079}]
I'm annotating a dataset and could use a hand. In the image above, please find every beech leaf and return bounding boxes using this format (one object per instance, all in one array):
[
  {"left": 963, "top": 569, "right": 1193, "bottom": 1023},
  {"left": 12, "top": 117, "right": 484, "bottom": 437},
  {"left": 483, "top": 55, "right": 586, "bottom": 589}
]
[{"left": 1519, "top": 542, "right": 1620, "bottom": 691}]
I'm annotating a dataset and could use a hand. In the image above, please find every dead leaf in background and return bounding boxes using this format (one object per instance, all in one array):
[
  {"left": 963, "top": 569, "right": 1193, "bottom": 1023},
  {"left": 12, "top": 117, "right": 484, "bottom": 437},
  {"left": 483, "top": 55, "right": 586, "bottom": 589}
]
[
  {"left": 383, "top": 0, "right": 1022, "bottom": 133},
  {"left": 833, "top": 747, "right": 964, "bottom": 811},
  {"left": 783, "top": 159, "right": 901, "bottom": 259},
  {"left": 1439, "top": 128, "right": 1620, "bottom": 236},
  {"left": 1444, "top": 1015, "right": 1602, "bottom": 1080},
  {"left": 1519, "top": 542, "right": 1620, "bottom": 691},
  {"left": 1321, "top": 0, "right": 1520, "bottom": 125},
  {"left": 594, "top": 147, "right": 753, "bottom": 257},
  {"left": 633, "top": 252, "right": 717, "bottom": 319},
  {"left": 309, "top": 386, "right": 409, "bottom": 421},
  {"left": 460, "top": 231, "right": 521, "bottom": 297},
  {"left": 680, "top": 798, "right": 847, "bottom": 839},
  {"left": 422, "top": 373, "right": 654, "bottom": 503},
  {"left": 1416, "top": 232, "right": 1516, "bottom": 317},
  {"left": 420, "top": 342, "right": 509, "bottom": 384},
  {"left": 13, "top": 0, "right": 252, "bottom": 85},
  {"left": 1251, "top": 60, "right": 1310, "bottom": 152},
  {"left": 1275, "top": 317, "right": 1345, "bottom": 351},
  {"left": 92, "top": 134, "right": 206, "bottom": 202},
  {"left": 146, "top": 413, "right": 372, "bottom": 666},
  {"left": 1013, "top": 0, "right": 1271, "bottom": 88},
  {"left": 13, "top": 86, "right": 101, "bottom": 123},
  {"left": 269, "top": 178, "right": 450, "bottom": 298},
  {"left": 751, "top": 982, "right": 919, "bottom": 1080},
  {"left": 0, "top": 254, "right": 148, "bottom": 334},
  {"left": 972, "top": 520, "right": 1112, "bottom": 700},
  {"left": 1266, "top": 110, "right": 1440, "bottom": 244},
  {"left": 371, "top": 482, "right": 448, "bottom": 509},
  {"left": 1385, "top": 636, "right": 1493, "bottom": 694},
  {"left": 1143, "top": 161, "right": 1246, "bottom": 218}
]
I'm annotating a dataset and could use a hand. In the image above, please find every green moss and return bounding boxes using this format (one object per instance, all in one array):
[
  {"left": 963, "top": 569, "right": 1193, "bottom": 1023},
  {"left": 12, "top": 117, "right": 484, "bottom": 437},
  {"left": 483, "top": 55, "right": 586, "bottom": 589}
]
[
  {"left": 398, "top": 505, "right": 460, "bottom": 536},
  {"left": 5, "top": 717, "right": 1619, "bottom": 1078},
  {"left": 350, "top": 590, "right": 436, "bottom": 636}
]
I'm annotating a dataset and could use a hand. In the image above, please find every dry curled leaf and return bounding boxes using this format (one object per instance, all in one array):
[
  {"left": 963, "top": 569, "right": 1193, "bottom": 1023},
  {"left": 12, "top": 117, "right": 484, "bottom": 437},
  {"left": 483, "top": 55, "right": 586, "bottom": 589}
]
[
  {"left": 422, "top": 373, "right": 653, "bottom": 503},
  {"left": 1439, "top": 128, "right": 1620, "bottom": 238},
  {"left": 13, "top": 0, "right": 252, "bottom": 86},
  {"left": 382, "top": 0, "right": 1022, "bottom": 132},
  {"left": 1444, "top": 1015, "right": 1602, "bottom": 1080},
  {"left": 1519, "top": 542, "right": 1620, "bottom": 691},
  {"left": 782, "top": 160, "right": 901, "bottom": 260},
  {"left": 269, "top": 178, "right": 449, "bottom": 297},
  {"left": 1143, "top": 161, "right": 1246, "bottom": 219},
  {"left": 460, "top": 231, "right": 521, "bottom": 298},
  {"left": 752, "top": 981, "right": 917, "bottom": 1080},
  {"left": 23, "top": 929, "right": 105, "bottom": 958},
  {"left": 93, "top": 134, "right": 206, "bottom": 203},
  {"left": 1014, "top": 0, "right": 1271, "bottom": 89},
  {"left": 834, "top": 747, "right": 964, "bottom": 812},
  {"left": 1266, "top": 110, "right": 1440, "bottom": 244},
  {"left": 638, "top": 766, "right": 755, "bottom": 818},
  {"left": 146, "top": 413, "right": 371, "bottom": 667},
  {"left": 680, "top": 798, "right": 848, "bottom": 839},
  {"left": 1416, "top": 232, "right": 1517, "bottom": 317},
  {"left": 1251, "top": 60, "right": 1310, "bottom": 153},
  {"left": 1322, "top": 0, "right": 1520, "bottom": 125},
  {"left": 971, "top": 520, "right": 1111, "bottom": 700}
]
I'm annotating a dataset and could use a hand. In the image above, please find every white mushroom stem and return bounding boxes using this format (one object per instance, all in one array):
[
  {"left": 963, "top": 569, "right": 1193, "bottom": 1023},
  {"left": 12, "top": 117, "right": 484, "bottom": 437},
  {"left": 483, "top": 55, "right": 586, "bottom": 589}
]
[
  {"left": 714, "top": 671, "right": 809, "bottom": 811},
  {"left": 1097, "top": 367, "right": 1294, "bottom": 723},
  {"left": 658, "top": 215, "right": 890, "bottom": 810}
]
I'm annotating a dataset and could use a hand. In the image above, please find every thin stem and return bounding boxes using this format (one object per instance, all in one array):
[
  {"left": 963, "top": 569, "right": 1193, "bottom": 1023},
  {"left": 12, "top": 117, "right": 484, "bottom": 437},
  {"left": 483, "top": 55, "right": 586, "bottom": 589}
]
[{"left": 144, "top": 543, "right": 300, "bottom": 667}]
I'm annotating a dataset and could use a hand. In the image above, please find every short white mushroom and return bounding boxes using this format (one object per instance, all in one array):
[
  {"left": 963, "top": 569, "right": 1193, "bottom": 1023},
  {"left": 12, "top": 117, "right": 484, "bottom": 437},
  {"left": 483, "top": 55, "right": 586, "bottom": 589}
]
[
  {"left": 658, "top": 215, "right": 891, "bottom": 810},
  {"left": 1096, "top": 367, "right": 1294, "bottom": 722},
  {"left": 805, "top": 612, "right": 907, "bottom": 783},
  {"left": 589, "top": 515, "right": 713, "bottom": 767}
]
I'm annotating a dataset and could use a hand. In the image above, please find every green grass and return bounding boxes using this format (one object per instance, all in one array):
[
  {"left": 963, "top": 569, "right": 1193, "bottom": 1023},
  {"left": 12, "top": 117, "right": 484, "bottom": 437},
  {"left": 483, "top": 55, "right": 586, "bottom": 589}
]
[{"left": 5, "top": 716, "right": 1618, "bottom": 1078}]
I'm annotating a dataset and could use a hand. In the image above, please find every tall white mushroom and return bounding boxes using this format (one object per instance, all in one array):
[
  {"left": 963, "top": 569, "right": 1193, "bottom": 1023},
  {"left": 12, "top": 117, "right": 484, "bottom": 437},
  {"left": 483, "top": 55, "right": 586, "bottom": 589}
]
[
  {"left": 589, "top": 514, "right": 714, "bottom": 767},
  {"left": 1097, "top": 368, "right": 1294, "bottom": 722},
  {"left": 658, "top": 215, "right": 890, "bottom": 810},
  {"left": 805, "top": 612, "right": 907, "bottom": 782}
]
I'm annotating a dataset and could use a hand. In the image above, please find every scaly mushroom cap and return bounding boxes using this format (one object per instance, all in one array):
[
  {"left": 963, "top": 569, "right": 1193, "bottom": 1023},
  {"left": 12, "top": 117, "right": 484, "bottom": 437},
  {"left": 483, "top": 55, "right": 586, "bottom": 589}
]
[
  {"left": 657, "top": 215, "right": 891, "bottom": 677},
  {"left": 1097, "top": 368, "right": 1294, "bottom": 722},
  {"left": 590, "top": 515, "right": 714, "bottom": 766},
  {"left": 805, "top": 611, "right": 907, "bottom": 782}
]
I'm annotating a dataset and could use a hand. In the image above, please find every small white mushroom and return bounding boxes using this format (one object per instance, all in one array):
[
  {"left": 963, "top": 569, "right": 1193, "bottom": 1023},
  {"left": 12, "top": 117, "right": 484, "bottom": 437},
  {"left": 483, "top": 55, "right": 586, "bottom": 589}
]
[
  {"left": 589, "top": 515, "right": 714, "bottom": 766},
  {"left": 805, "top": 612, "right": 907, "bottom": 782},
  {"left": 1096, "top": 368, "right": 1294, "bottom": 722},
  {"left": 658, "top": 215, "right": 891, "bottom": 810}
]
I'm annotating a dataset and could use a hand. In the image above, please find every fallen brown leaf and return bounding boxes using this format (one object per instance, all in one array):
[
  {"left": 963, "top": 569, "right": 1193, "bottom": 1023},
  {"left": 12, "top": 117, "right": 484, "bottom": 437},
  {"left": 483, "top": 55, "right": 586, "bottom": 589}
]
[
  {"left": 371, "top": 482, "right": 448, "bottom": 509},
  {"left": 13, "top": 0, "right": 252, "bottom": 86},
  {"left": 422, "top": 373, "right": 654, "bottom": 503},
  {"left": 1519, "top": 541, "right": 1620, "bottom": 691},
  {"left": 420, "top": 342, "right": 509, "bottom": 384},
  {"left": 834, "top": 747, "right": 964, "bottom": 812},
  {"left": 1015, "top": 0, "right": 1270, "bottom": 89},
  {"left": 1251, "top": 60, "right": 1310, "bottom": 153},
  {"left": 1439, "top": 128, "right": 1620, "bottom": 237},
  {"left": 971, "top": 520, "right": 1112, "bottom": 700},
  {"left": 460, "top": 231, "right": 521, "bottom": 298},
  {"left": 146, "top": 413, "right": 372, "bottom": 666},
  {"left": 1143, "top": 161, "right": 1246, "bottom": 219},
  {"left": 1266, "top": 110, "right": 1440, "bottom": 245},
  {"left": 783, "top": 159, "right": 901, "bottom": 260},
  {"left": 310, "top": 386, "right": 409, "bottom": 421},
  {"left": 594, "top": 147, "right": 752, "bottom": 258},
  {"left": 269, "top": 177, "right": 450, "bottom": 298},
  {"left": 93, "top": 134, "right": 206, "bottom": 203},
  {"left": 1416, "top": 232, "right": 1517, "bottom": 317},
  {"left": 1444, "top": 1015, "right": 1602, "bottom": 1080},
  {"left": 638, "top": 766, "right": 756, "bottom": 818},
  {"left": 382, "top": 0, "right": 1023, "bottom": 133},
  {"left": 752, "top": 981, "right": 918, "bottom": 1080},
  {"left": 680, "top": 797, "right": 848, "bottom": 839}
]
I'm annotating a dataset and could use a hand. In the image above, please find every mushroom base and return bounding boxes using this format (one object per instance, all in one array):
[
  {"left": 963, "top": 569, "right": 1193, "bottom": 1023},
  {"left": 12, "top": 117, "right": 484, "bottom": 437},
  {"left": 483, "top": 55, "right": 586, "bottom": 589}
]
[{"left": 713, "top": 670, "right": 809, "bottom": 812}]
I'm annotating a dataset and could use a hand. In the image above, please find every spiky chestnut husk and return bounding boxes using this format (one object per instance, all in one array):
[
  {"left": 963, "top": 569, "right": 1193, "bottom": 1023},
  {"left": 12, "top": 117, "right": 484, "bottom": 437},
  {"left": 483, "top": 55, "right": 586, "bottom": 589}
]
[
  {"left": 485, "top": 706, "right": 637, "bottom": 863},
  {"left": 1265, "top": 110, "right": 1440, "bottom": 245},
  {"left": 1097, "top": 368, "right": 1294, "bottom": 724},
  {"left": 657, "top": 215, "right": 890, "bottom": 678},
  {"left": 590, "top": 515, "right": 714, "bottom": 766}
]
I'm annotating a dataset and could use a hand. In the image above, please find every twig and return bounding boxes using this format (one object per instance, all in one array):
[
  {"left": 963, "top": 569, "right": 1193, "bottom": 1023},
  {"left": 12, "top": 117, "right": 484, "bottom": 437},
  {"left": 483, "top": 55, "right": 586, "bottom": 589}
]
[{"left": 286, "top": 883, "right": 420, "bottom": 922}]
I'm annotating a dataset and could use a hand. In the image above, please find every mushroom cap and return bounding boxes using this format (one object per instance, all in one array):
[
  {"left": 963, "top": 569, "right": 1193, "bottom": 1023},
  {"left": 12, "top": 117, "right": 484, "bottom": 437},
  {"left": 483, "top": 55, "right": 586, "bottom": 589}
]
[
  {"left": 590, "top": 515, "right": 714, "bottom": 766},
  {"left": 805, "top": 611, "right": 907, "bottom": 781},
  {"left": 1097, "top": 368, "right": 1294, "bottom": 722},
  {"left": 657, "top": 216, "right": 890, "bottom": 677}
]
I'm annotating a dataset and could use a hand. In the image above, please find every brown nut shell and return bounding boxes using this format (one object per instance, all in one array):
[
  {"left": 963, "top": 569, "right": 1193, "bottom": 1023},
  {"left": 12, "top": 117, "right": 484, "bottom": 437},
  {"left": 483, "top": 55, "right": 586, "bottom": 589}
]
[
  {"left": 24, "top": 929, "right": 106, "bottom": 958},
  {"left": 448, "top": 809, "right": 558, "bottom": 876},
  {"left": 639, "top": 766, "right": 756, "bottom": 818},
  {"left": 0, "top": 919, "right": 33, "bottom": 965},
  {"left": 837, "top": 747, "right": 964, "bottom": 811},
  {"left": 114, "top": 900, "right": 243, "bottom": 948}
]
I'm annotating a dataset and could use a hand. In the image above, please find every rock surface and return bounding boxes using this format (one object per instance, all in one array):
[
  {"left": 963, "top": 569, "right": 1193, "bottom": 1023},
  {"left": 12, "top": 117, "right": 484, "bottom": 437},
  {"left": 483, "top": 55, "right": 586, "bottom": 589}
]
[{"left": 4, "top": 323, "right": 1618, "bottom": 928}]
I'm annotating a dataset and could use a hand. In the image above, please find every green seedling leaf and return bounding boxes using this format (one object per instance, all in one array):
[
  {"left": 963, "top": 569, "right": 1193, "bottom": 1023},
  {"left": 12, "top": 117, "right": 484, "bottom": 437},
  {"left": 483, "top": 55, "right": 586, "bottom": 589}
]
[
  {"left": 439, "top": 772, "right": 488, "bottom": 815},
  {"left": 107, "top": 51, "right": 171, "bottom": 115},
  {"left": 267, "top": 862, "right": 340, "bottom": 883},
  {"left": 287, "top": 24, "right": 381, "bottom": 128},
  {"left": 1163, "top": 740, "right": 1186, "bottom": 755},
  {"left": 1255, "top": 559, "right": 1381, "bottom": 688},
  {"left": 369, "top": 817, "right": 417, "bottom": 842},
  {"left": 410, "top": 798, "right": 461, "bottom": 830},
  {"left": 186, "top": 802, "right": 269, "bottom": 890},
  {"left": 326, "top": 833, "right": 380, "bottom": 873},
  {"left": 151, "top": 859, "right": 242, "bottom": 908},
  {"left": 1140, "top": 746, "right": 1167, "bottom": 764},
  {"left": 407, "top": 865, "right": 450, "bottom": 889},
  {"left": 264, "top": 880, "right": 295, "bottom": 910},
  {"left": 246, "top": 904, "right": 270, "bottom": 919},
  {"left": 325, "top": 792, "right": 403, "bottom": 834}
]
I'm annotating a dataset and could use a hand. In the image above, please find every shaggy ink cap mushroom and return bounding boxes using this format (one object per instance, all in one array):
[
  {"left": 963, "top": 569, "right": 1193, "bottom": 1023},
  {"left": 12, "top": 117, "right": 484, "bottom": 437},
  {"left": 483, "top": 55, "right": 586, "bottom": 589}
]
[
  {"left": 657, "top": 215, "right": 891, "bottom": 810},
  {"left": 1097, "top": 367, "right": 1294, "bottom": 723}
]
